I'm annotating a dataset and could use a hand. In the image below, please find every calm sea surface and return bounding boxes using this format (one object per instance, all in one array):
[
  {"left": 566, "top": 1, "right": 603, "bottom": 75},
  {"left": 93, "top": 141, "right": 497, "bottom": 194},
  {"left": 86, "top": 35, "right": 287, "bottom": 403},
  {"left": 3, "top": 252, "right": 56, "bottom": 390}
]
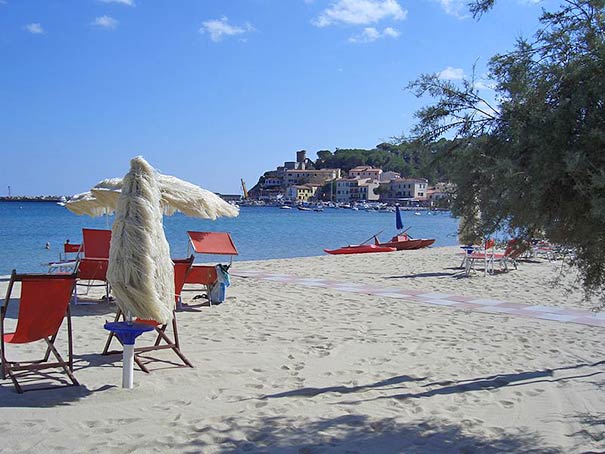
[{"left": 0, "top": 202, "right": 459, "bottom": 274}]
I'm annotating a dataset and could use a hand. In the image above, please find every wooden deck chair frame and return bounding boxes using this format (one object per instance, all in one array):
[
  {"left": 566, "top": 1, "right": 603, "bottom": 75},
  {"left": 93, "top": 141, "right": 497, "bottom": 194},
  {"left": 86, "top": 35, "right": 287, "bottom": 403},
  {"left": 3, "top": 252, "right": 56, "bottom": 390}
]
[
  {"left": 101, "top": 257, "right": 194, "bottom": 373},
  {"left": 1, "top": 271, "right": 78, "bottom": 394}
]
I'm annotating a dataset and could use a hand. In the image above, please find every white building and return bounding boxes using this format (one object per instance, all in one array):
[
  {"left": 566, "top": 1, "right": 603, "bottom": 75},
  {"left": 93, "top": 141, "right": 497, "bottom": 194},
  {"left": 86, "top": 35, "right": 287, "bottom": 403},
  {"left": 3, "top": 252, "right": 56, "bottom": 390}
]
[
  {"left": 285, "top": 169, "right": 341, "bottom": 187},
  {"left": 388, "top": 178, "right": 429, "bottom": 201},
  {"left": 348, "top": 166, "right": 382, "bottom": 180},
  {"left": 335, "top": 178, "right": 380, "bottom": 202}
]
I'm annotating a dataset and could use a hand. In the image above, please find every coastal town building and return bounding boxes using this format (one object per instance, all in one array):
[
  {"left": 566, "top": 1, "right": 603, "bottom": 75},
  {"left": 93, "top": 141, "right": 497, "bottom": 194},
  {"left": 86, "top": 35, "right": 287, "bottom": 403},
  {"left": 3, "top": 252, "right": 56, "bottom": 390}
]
[
  {"left": 427, "top": 182, "right": 455, "bottom": 205},
  {"left": 286, "top": 184, "right": 317, "bottom": 201},
  {"left": 335, "top": 178, "right": 380, "bottom": 203},
  {"left": 386, "top": 178, "right": 429, "bottom": 201},
  {"left": 348, "top": 166, "right": 382, "bottom": 180},
  {"left": 285, "top": 169, "right": 341, "bottom": 187}
]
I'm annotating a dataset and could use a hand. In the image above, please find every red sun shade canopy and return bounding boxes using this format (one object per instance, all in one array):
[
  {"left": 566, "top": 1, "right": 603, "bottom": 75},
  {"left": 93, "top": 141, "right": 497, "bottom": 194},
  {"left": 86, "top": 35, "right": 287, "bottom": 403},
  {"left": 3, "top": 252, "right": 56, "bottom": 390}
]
[{"left": 187, "top": 231, "right": 238, "bottom": 256}]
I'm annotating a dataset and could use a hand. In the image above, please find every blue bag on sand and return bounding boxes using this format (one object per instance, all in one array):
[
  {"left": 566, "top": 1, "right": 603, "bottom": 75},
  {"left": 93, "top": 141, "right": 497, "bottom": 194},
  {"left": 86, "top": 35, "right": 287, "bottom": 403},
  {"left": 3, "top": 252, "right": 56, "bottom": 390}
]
[{"left": 210, "top": 264, "right": 231, "bottom": 304}]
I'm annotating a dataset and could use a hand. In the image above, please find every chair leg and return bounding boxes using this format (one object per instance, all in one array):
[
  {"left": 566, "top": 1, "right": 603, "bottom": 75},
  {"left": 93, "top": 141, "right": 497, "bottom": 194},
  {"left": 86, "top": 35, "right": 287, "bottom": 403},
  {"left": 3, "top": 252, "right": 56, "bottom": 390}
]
[
  {"left": 169, "top": 315, "right": 193, "bottom": 368},
  {"left": 1, "top": 347, "right": 6, "bottom": 380},
  {"left": 5, "top": 365, "right": 23, "bottom": 394},
  {"left": 67, "top": 305, "right": 74, "bottom": 372},
  {"left": 102, "top": 310, "right": 123, "bottom": 355},
  {"left": 134, "top": 314, "right": 193, "bottom": 370},
  {"left": 44, "top": 337, "right": 79, "bottom": 386}
]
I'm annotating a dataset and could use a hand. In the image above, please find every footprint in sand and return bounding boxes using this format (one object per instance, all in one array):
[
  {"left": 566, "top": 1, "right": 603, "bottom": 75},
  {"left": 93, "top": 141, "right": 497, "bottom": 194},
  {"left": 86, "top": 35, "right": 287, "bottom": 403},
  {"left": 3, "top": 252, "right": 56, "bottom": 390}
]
[{"left": 499, "top": 400, "right": 515, "bottom": 408}]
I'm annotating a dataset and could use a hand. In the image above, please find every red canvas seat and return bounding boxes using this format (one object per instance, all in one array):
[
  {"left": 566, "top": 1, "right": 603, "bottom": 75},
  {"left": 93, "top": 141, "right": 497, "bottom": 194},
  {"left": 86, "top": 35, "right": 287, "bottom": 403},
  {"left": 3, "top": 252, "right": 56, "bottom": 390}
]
[
  {"left": 102, "top": 256, "right": 194, "bottom": 373},
  {"left": 187, "top": 231, "right": 238, "bottom": 256},
  {"left": 1, "top": 271, "right": 78, "bottom": 393},
  {"left": 74, "top": 228, "right": 112, "bottom": 303}
]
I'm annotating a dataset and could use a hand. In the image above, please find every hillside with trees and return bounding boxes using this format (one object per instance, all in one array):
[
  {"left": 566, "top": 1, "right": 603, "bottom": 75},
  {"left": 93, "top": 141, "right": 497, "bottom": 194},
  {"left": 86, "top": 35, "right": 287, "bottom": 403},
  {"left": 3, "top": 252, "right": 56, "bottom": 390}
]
[{"left": 313, "top": 139, "right": 454, "bottom": 183}]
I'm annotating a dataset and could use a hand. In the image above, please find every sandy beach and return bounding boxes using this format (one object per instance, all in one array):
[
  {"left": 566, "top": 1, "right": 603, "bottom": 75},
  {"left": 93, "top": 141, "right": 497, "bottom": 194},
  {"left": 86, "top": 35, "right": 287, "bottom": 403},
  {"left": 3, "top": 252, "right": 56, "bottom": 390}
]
[{"left": 1, "top": 246, "right": 604, "bottom": 453}]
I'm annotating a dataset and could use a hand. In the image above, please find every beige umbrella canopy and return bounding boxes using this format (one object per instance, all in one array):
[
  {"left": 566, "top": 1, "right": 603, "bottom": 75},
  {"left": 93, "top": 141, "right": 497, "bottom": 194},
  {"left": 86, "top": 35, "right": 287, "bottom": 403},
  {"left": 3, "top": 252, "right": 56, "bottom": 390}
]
[
  {"left": 65, "top": 191, "right": 114, "bottom": 217},
  {"left": 66, "top": 174, "right": 239, "bottom": 220}
]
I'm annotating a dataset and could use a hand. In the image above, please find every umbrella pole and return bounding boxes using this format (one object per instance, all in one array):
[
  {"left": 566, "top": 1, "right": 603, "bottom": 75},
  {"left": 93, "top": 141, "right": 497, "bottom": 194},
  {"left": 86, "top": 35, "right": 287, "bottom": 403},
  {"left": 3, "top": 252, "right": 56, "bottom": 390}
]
[
  {"left": 123, "top": 311, "right": 134, "bottom": 389},
  {"left": 123, "top": 344, "right": 135, "bottom": 389},
  {"left": 104, "top": 314, "right": 153, "bottom": 389}
]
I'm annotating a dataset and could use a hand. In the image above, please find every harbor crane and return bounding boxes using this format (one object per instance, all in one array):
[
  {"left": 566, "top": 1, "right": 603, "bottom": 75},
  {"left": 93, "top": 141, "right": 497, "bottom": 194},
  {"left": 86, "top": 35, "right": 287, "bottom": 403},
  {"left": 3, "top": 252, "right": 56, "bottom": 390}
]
[{"left": 241, "top": 179, "right": 249, "bottom": 199}]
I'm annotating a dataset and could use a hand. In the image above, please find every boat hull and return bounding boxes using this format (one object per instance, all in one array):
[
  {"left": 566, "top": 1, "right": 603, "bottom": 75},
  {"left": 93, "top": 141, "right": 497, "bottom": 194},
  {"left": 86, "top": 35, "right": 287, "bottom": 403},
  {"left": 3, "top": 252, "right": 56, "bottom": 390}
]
[
  {"left": 375, "top": 235, "right": 436, "bottom": 250},
  {"left": 381, "top": 239, "right": 424, "bottom": 250},
  {"left": 324, "top": 245, "right": 396, "bottom": 255},
  {"left": 418, "top": 239, "right": 436, "bottom": 248}
]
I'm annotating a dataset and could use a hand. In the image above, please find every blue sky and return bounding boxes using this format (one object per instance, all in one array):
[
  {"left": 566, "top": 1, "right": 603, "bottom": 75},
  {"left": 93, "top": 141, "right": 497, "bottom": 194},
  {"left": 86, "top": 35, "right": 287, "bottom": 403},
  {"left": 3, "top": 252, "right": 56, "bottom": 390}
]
[{"left": 0, "top": 0, "right": 556, "bottom": 196}]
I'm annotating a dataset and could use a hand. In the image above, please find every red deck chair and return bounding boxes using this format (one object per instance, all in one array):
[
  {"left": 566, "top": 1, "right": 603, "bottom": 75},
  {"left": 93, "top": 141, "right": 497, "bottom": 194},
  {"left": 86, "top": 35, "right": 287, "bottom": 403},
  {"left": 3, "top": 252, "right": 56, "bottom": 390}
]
[
  {"left": 101, "top": 256, "right": 195, "bottom": 373},
  {"left": 1, "top": 271, "right": 78, "bottom": 393},
  {"left": 75, "top": 228, "right": 112, "bottom": 303},
  {"left": 185, "top": 231, "right": 238, "bottom": 306}
]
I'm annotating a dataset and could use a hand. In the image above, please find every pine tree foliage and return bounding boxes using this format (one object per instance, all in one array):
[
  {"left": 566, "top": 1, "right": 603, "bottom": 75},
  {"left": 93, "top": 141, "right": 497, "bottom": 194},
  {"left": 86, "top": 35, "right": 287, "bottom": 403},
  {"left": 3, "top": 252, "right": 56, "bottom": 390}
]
[{"left": 409, "top": 0, "right": 605, "bottom": 298}]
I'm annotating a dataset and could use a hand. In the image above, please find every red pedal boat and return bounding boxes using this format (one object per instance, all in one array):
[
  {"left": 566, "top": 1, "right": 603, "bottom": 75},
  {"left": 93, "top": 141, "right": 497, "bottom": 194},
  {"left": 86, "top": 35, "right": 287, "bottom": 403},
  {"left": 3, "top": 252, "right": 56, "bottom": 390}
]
[{"left": 324, "top": 244, "right": 397, "bottom": 255}]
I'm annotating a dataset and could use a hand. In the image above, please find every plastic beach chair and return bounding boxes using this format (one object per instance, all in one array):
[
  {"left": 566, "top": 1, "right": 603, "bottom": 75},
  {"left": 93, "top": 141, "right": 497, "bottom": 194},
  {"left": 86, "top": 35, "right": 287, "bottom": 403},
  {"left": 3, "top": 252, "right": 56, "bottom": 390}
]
[
  {"left": 101, "top": 256, "right": 195, "bottom": 373},
  {"left": 185, "top": 231, "right": 238, "bottom": 306},
  {"left": 463, "top": 239, "right": 522, "bottom": 276},
  {"left": 1, "top": 271, "right": 78, "bottom": 393}
]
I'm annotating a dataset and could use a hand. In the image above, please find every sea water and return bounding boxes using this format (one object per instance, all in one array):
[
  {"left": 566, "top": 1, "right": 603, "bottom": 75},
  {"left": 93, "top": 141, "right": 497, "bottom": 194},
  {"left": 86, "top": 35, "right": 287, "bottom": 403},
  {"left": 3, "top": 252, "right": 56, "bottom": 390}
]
[{"left": 0, "top": 202, "right": 460, "bottom": 274}]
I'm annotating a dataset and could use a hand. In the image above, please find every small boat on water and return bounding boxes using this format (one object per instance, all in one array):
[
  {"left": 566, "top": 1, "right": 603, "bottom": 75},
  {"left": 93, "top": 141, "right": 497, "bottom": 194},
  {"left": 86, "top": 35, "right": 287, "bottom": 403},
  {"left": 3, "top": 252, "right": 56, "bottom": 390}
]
[
  {"left": 297, "top": 206, "right": 312, "bottom": 211},
  {"left": 324, "top": 244, "right": 396, "bottom": 255},
  {"left": 374, "top": 234, "right": 436, "bottom": 250}
]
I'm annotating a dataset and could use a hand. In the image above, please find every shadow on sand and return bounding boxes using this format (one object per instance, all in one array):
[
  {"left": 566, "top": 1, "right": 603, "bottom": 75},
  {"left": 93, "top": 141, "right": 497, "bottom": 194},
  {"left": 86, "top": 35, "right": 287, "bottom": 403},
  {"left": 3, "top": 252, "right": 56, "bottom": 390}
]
[
  {"left": 259, "top": 374, "right": 427, "bottom": 399},
  {"left": 176, "top": 414, "right": 562, "bottom": 453},
  {"left": 332, "top": 360, "right": 605, "bottom": 405}
]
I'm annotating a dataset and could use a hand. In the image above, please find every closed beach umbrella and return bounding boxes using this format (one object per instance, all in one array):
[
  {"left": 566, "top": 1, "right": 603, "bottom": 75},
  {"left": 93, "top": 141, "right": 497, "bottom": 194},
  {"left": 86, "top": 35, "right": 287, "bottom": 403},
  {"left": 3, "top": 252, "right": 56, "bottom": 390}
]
[
  {"left": 69, "top": 156, "right": 239, "bottom": 320},
  {"left": 107, "top": 156, "right": 175, "bottom": 323},
  {"left": 395, "top": 205, "right": 404, "bottom": 231}
]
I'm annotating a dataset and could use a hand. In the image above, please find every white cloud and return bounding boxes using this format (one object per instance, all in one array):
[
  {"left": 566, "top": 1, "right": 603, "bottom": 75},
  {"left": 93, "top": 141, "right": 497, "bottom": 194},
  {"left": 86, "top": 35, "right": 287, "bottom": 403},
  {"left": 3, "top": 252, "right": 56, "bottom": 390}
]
[
  {"left": 200, "top": 17, "right": 254, "bottom": 42},
  {"left": 382, "top": 26, "right": 400, "bottom": 38},
  {"left": 435, "top": 0, "right": 469, "bottom": 19},
  {"left": 438, "top": 66, "right": 465, "bottom": 80},
  {"left": 349, "top": 26, "right": 400, "bottom": 43},
  {"left": 313, "top": 0, "right": 407, "bottom": 27},
  {"left": 25, "top": 23, "right": 44, "bottom": 34},
  {"left": 92, "top": 15, "right": 118, "bottom": 29},
  {"left": 474, "top": 79, "right": 496, "bottom": 90},
  {"left": 99, "top": 0, "right": 135, "bottom": 5}
]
